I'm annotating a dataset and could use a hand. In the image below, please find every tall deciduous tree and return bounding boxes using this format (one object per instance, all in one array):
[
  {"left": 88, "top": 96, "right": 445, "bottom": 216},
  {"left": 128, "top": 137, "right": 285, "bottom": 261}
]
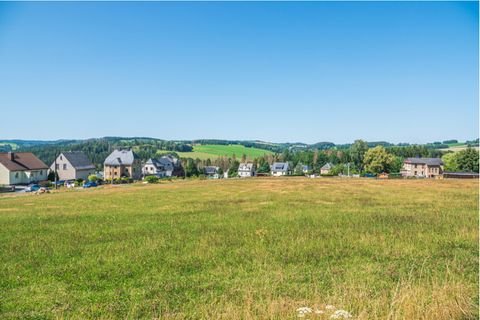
[
  {"left": 363, "top": 146, "right": 395, "bottom": 174},
  {"left": 442, "top": 153, "right": 459, "bottom": 172},
  {"left": 350, "top": 139, "right": 369, "bottom": 171},
  {"left": 456, "top": 147, "right": 479, "bottom": 172}
]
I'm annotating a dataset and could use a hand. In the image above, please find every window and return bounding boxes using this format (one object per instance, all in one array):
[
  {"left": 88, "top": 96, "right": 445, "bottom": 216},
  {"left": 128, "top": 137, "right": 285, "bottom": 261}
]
[
  {"left": 55, "top": 164, "right": 59, "bottom": 170},
  {"left": 63, "top": 164, "right": 67, "bottom": 170},
  {"left": 40, "top": 170, "right": 43, "bottom": 175},
  {"left": 15, "top": 172, "right": 19, "bottom": 178},
  {"left": 60, "top": 156, "right": 63, "bottom": 160}
]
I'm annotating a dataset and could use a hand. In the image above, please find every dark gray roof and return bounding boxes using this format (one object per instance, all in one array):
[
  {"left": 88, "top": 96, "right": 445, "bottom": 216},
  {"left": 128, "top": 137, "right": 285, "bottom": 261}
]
[
  {"left": 271, "top": 162, "right": 289, "bottom": 172},
  {"left": 104, "top": 149, "right": 137, "bottom": 166},
  {"left": 405, "top": 158, "right": 443, "bottom": 166},
  {"left": 204, "top": 166, "right": 219, "bottom": 174},
  {"left": 62, "top": 152, "right": 95, "bottom": 170},
  {"left": 443, "top": 171, "right": 479, "bottom": 177}
]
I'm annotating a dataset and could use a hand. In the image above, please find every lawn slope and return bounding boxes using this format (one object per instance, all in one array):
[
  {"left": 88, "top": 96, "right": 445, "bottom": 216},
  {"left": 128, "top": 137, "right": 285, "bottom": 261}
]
[
  {"left": 176, "top": 144, "right": 273, "bottom": 160},
  {"left": 0, "top": 179, "right": 478, "bottom": 319}
]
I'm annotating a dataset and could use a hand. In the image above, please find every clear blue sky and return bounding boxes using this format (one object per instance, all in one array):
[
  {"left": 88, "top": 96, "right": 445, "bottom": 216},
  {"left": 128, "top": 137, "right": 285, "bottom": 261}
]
[{"left": 0, "top": 1, "right": 478, "bottom": 144}]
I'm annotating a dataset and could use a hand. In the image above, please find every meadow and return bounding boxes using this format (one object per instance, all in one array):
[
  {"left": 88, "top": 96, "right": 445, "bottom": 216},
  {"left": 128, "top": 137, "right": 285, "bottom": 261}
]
[
  {"left": 0, "top": 178, "right": 478, "bottom": 319},
  {"left": 175, "top": 144, "right": 273, "bottom": 160}
]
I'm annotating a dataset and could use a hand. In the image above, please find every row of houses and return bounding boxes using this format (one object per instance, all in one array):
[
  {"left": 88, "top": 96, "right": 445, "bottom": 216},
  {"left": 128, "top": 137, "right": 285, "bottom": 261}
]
[{"left": 0, "top": 150, "right": 476, "bottom": 186}]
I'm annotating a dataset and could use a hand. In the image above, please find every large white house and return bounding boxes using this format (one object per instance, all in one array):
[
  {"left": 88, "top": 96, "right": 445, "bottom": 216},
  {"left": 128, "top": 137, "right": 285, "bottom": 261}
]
[
  {"left": 142, "top": 155, "right": 180, "bottom": 178},
  {"left": 0, "top": 152, "right": 48, "bottom": 185},
  {"left": 270, "top": 162, "right": 290, "bottom": 176},
  {"left": 238, "top": 163, "right": 255, "bottom": 177}
]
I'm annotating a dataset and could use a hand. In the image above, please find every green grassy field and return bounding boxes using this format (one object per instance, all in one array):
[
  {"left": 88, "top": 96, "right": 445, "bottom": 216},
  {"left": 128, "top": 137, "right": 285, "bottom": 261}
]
[
  {"left": 175, "top": 144, "right": 273, "bottom": 160},
  {"left": 0, "top": 178, "right": 478, "bottom": 319},
  {"left": 444, "top": 145, "right": 479, "bottom": 152}
]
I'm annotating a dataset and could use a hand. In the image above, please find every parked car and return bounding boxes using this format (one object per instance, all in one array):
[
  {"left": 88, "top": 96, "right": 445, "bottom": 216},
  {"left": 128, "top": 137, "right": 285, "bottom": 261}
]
[
  {"left": 83, "top": 181, "right": 98, "bottom": 188},
  {"left": 25, "top": 184, "right": 41, "bottom": 192},
  {"left": 64, "top": 180, "right": 76, "bottom": 188}
]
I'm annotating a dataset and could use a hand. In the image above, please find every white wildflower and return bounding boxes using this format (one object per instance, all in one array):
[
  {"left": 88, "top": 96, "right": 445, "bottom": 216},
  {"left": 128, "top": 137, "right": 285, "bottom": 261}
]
[
  {"left": 296, "top": 307, "right": 313, "bottom": 314},
  {"left": 315, "top": 309, "right": 324, "bottom": 314},
  {"left": 325, "top": 305, "right": 336, "bottom": 310},
  {"left": 330, "top": 309, "right": 352, "bottom": 319}
]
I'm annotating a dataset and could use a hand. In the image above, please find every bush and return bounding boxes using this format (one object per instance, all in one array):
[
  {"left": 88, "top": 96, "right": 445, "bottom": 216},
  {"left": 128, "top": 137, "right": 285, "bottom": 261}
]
[
  {"left": 88, "top": 175, "right": 98, "bottom": 182},
  {"left": 145, "top": 176, "right": 159, "bottom": 184},
  {"left": 121, "top": 177, "right": 133, "bottom": 184}
]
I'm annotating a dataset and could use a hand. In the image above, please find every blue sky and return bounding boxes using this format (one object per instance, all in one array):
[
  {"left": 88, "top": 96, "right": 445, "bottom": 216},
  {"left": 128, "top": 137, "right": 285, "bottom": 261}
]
[{"left": 0, "top": 2, "right": 478, "bottom": 144}]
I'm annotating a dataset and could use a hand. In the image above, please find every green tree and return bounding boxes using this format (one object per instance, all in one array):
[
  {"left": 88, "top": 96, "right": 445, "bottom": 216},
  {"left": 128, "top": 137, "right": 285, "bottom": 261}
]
[
  {"left": 456, "top": 147, "right": 479, "bottom": 172},
  {"left": 294, "top": 163, "right": 305, "bottom": 176},
  {"left": 350, "top": 139, "right": 369, "bottom": 171},
  {"left": 363, "top": 146, "right": 395, "bottom": 174},
  {"left": 257, "top": 161, "right": 270, "bottom": 173},
  {"left": 228, "top": 160, "right": 240, "bottom": 178},
  {"left": 442, "top": 153, "right": 459, "bottom": 172}
]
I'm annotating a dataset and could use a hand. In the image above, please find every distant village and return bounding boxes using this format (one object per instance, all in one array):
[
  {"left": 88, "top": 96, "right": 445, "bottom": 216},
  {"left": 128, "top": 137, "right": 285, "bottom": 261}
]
[{"left": 0, "top": 147, "right": 478, "bottom": 192}]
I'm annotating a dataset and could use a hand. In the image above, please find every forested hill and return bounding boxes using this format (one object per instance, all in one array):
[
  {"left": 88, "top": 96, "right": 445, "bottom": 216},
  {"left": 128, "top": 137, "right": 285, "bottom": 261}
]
[
  {"left": 0, "top": 137, "right": 478, "bottom": 170},
  {"left": 4, "top": 137, "right": 194, "bottom": 169}
]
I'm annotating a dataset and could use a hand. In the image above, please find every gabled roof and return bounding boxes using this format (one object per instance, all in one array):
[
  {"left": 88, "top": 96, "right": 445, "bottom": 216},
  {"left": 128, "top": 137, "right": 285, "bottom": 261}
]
[
  {"left": 405, "top": 158, "right": 443, "bottom": 166},
  {"left": 204, "top": 166, "right": 219, "bottom": 174},
  {"left": 238, "top": 163, "right": 254, "bottom": 171},
  {"left": 60, "top": 152, "right": 95, "bottom": 170},
  {"left": 271, "top": 162, "right": 289, "bottom": 172},
  {"left": 104, "top": 149, "right": 137, "bottom": 166},
  {"left": 0, "top": 152, "right": 48, "bottom": 171},
  {"left": 321, "top": 163, "right": 333, "bottom": 170}
]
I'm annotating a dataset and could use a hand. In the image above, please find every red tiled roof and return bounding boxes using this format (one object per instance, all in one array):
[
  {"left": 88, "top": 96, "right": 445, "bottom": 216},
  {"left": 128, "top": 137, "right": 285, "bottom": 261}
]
[{"left": 0, "top": 152, "right": 48, "bottom": 171}]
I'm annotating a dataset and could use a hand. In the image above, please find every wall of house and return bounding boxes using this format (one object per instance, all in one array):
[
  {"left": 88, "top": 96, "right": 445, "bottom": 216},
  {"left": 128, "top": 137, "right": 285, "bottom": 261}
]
[
  {"left": 50, "top": 154, "right": 95, "bottom": 180},
  {"left": 104, "top": 161, "right": 141, "bottom": 180},
  {"left": 0, "top": 164, "right": 10, "bottom": 185},
  {"left": 50, "top": 155, "right": 74, "bottom": 180},
  {"left": 76, "top": 169, "right": 95, "bottom": 181},
  {"left": 4, "top": 169, "right": 48, "bottom": 185},
  {"left": 402, "top": 163, "right": 443, "bottom": 178}
]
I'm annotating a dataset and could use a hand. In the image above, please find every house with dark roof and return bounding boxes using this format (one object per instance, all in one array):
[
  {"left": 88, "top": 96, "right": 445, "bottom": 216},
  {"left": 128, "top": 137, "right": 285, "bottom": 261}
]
[
  {"left": 142, "top": 155, "right": 182, "bottom": 178},
  {"left": 0, "top": 152, "right": 49, "bottom": 185},
  {"left": 104, "top": 149, "right": 141, "bottom": 180},
  {"left": 204, "top": 166, "right": 220, "bottom": 179},
  {"left": 270, "top": 162, "right": 290, "bottom": 176},
  {"left": 401, "top": 158, "right": 444, "bottom": 178},
  {"left": 50, "top": 152, "right": 95, "bottom": 181}
]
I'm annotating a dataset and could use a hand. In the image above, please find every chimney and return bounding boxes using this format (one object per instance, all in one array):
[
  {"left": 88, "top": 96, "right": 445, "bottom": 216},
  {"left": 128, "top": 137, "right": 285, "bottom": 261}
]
[{"left": 8, "top": 152, "right": 14, "bottom": 161}]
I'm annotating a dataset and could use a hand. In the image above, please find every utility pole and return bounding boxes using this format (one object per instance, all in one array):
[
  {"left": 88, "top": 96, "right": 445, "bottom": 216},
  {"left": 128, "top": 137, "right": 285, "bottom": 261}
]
[{"left": 54, "top": 152, "right": 58, "bottom": 190}]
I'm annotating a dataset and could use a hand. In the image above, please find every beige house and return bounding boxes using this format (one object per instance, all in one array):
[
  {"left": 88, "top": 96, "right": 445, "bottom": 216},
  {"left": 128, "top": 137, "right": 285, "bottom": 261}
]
[
  {"left": 50, "top": 151, "right": 95, "bottom": 181},
  {"left": 401, "top": 158, "right": 443, "bottom": 178},
  {"left": 104, "top": 149, "right": 141, "bottom": 180},
  {"left": 0, "top": 152, "right": 48, "bottom": 185},
  {"left": 320, "top": 163, "right": 333, "bottom": 175}
]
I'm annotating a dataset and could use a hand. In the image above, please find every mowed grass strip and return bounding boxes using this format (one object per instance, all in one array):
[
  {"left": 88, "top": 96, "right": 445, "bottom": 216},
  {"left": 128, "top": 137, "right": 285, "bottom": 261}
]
[
  {"left": 176, "top": 144, "right": 272, "bottom": 160},
  {"left": 0, "top": 178, "right": 478, "bottom": 319}
]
